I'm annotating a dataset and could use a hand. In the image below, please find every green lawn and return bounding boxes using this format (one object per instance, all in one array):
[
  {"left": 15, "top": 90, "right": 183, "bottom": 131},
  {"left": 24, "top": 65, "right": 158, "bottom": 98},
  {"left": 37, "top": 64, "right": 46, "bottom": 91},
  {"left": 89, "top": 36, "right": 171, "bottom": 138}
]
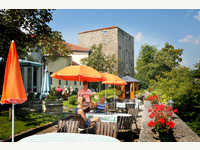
[
  {"left": 63, "top": 101, "right": 76, "bottom": 109},
  {"left": 0, "top": 110, "right": 66, "bottom": 140}
]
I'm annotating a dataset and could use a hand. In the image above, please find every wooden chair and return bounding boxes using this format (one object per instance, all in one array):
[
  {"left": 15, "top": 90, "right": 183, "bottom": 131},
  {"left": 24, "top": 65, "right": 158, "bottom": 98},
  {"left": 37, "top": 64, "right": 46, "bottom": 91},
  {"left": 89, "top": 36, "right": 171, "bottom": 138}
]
[
  {"left": 107, "top": 102, "right": 116, "bottom": 113},
  {"left": 71, "top": 114, "right": 97, "bottom": 133},
  {"left": 96, "top": 122, "right": 117, "bottom": 138},
  {"left": 117, "top": 116, "right": 133, "bottom": 133},
  {"left": 128, "top": 108, "right": 139, "bottom": 133},
  {"left": 57, "top": 120, "right": 79, "bottom": 133}
]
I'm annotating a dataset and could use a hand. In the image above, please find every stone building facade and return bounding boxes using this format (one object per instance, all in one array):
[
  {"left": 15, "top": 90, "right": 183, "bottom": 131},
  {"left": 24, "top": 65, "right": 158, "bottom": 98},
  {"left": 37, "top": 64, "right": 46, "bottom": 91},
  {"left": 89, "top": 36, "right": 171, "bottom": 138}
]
[{"left": 78, "top": 26, "right": 134, "bottom": 77}]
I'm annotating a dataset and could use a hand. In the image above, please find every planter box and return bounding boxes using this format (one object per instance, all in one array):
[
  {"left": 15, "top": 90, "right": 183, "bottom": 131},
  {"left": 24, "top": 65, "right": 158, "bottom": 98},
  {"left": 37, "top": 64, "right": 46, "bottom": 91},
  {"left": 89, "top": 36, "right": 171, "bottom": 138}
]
[{"left": 45, "top": 100, "right": 63, "bottom": 114}]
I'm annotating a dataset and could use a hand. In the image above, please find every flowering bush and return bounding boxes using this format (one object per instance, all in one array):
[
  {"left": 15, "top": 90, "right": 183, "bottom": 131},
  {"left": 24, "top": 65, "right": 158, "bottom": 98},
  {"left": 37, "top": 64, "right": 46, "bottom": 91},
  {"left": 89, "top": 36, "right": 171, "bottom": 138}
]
[
  {"left": 147, "top": 104, "right": 178, "bottom": 133},
  {"left": 146, "top": 94, "right": 159, "bottom": 104}
]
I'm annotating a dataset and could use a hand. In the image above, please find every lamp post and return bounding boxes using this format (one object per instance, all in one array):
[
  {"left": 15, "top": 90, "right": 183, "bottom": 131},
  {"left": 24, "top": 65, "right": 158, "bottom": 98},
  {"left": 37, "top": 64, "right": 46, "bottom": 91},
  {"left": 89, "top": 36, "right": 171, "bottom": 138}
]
[{"left": 168, "top": 100, "right": 174, "bottom": 108}]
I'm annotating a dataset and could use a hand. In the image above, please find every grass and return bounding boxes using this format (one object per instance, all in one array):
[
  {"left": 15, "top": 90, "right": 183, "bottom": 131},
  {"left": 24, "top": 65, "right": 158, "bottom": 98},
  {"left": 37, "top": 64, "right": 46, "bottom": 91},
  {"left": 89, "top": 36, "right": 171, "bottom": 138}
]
[
  {"left": 63, "top": 101, "right": 76, "bottom": 109},
  {"left": 0, "top": 110, "right": 66, "bottom": 140}
]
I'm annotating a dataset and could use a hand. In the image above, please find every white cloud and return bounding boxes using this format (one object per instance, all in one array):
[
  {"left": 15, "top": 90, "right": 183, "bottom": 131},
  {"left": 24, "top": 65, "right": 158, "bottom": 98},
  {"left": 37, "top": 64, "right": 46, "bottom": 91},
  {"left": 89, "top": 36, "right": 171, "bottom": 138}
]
[
  {"left": 194, "top": 11, "right": 200, "bottom": 22},
  {"left": 179, "top": 35, "right": 200, "bottom": 45},
  {"left": 135, "top": 32, "right": 144, "bottom": 42}
]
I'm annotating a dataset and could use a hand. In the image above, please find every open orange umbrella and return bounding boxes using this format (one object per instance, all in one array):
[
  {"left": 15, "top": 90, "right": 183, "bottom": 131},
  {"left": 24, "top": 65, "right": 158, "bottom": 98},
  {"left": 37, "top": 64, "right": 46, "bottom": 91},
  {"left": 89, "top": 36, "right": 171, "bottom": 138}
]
[
  {"left": 102, "top": 73, "right": 127, "bottom": 85},
  {"left": 1, "top": 41, "right": 27, "bottom": 142},
  {"left": 51, "top": 65, "right": 105, "bottom": 82},
  {"left": 101, "top": 73, "right": 126, "bottom": 103}
]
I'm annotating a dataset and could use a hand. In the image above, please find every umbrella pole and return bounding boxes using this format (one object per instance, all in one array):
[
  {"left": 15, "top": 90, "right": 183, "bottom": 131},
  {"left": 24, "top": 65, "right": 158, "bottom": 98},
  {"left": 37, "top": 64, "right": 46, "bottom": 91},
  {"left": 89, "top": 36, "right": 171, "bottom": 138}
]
[{"left": 12, "top": 104, "right": 14, "bottom": 142}]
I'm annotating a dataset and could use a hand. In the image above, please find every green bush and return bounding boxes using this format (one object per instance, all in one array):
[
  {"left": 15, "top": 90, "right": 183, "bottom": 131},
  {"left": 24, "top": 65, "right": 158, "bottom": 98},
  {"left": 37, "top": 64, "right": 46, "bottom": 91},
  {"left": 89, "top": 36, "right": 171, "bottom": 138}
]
[{"left": 68, "top": 95, "right": 78, "bottom": 105}]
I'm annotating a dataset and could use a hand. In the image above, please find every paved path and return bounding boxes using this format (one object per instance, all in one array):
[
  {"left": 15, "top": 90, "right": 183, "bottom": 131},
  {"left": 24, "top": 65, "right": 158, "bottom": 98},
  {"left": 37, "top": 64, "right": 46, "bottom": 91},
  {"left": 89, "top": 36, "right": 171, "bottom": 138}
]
[{"left": 35, "top": 125, "right": 57, "bottom": 135}]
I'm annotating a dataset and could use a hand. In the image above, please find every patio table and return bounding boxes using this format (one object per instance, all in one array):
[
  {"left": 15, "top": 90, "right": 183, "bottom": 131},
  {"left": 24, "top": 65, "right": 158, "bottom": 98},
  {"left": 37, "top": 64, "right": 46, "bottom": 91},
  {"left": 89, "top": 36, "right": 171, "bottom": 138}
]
[
  {"left": 19, "top": 133, "right": 120, "bottom": 142},
  {"left": 116, "top": 99, "right": 141, "bottom": 109},
  {"left": 86, "top": 113, "right": 132, "bottom": 123}
]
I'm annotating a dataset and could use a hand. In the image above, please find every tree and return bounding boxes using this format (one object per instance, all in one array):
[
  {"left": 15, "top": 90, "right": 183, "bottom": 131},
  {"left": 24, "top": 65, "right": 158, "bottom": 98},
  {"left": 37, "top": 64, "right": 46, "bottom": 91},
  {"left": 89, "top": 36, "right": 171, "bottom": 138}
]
[
  {"left": 135, "top": 43, "right": 183, "bottom": 89},
  {"left": 135, "top": 44, "right": 158, "bottom": 88},
  {"left": 154, "top": 42, "right": 183, "bottom": 74},
  {"left": 81, "top": 44, "right": 117, "bottom": 74},
  {"left": 0, "top": 9, "right": 71, "bottom": 90}
]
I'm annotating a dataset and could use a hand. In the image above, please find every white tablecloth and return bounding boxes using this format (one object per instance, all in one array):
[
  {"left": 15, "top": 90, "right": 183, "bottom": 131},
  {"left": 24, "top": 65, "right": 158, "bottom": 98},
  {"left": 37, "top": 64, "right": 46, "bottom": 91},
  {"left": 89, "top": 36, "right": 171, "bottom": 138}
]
[
  {"left": 116, "top": 99, "right": 141, "bottom": 109},
  {"left": 86, "top": 113, "right": 132, "bottom": 123},
  {"left": 19, "top": 133, "right": 120, "bottom": 142}
]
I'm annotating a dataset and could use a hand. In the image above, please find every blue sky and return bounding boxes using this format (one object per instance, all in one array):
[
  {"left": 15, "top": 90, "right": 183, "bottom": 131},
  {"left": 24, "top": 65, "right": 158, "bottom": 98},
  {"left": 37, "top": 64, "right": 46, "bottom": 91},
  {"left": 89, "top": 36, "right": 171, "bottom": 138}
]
[{"left": 48, "top": 9, "right": 200, "bottom": 69}]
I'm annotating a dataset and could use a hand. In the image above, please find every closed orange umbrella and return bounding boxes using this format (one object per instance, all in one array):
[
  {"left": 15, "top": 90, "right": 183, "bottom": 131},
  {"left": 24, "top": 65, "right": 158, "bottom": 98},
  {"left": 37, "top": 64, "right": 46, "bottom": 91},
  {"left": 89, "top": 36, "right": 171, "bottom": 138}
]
[
  {"left": 51, "top": 65, "right": 105, "bottom": 82},
  {"left": 102, "top": 73, "right": 127, "bottom": 85},
  {"left": 1, "top": 41, "right": 27, "bottom": 142}
]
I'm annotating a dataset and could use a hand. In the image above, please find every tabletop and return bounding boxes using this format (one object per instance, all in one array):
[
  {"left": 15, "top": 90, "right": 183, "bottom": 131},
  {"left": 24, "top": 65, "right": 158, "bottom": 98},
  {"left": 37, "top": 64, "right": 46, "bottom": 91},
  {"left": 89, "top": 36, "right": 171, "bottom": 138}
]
[
  {"left": 116, "top": 99, "right": 141, "bottom": 109},
  {"left": 19, "top": 133, "right": 120, "bottom": 142},
  {"left": 86, "top": 113, "right": 132, "bottom": 123}
]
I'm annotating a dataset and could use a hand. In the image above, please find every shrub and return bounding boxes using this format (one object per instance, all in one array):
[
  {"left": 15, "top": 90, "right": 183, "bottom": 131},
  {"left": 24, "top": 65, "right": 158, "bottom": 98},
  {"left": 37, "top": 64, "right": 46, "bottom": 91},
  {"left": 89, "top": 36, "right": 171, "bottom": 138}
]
[{"left": 68, "top": 95, "right": 78, "bottom": 105}]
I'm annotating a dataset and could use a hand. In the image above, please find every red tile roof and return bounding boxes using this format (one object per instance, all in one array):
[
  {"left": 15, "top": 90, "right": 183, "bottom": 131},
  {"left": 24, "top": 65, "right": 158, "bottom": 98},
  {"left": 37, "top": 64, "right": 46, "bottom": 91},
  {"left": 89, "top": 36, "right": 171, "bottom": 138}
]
[
  {"left": 79, "top": 26, "right": 118, "bottom": 34},
  {"left": 64, "top": 42, "right": 90, "bottom": 52}
]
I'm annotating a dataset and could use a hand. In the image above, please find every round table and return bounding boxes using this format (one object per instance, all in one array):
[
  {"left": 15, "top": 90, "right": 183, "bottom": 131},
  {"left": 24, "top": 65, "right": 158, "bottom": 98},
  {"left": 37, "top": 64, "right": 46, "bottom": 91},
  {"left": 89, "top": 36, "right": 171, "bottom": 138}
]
[
  {"left": 19, "top": 133, "right": 120, "bottom": 142},
  {"left": 86, "top": 113, "right": 132, "bottom": 123}
]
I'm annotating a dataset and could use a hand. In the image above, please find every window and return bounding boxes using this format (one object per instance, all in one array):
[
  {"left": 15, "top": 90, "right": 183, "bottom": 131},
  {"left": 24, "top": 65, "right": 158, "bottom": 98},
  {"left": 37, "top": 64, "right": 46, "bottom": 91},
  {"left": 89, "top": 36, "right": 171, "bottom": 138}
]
[
  {"left": 66, "top": 81, "right": 68, "bottom": 85},
  {"left": 74, "top": 81, "right": 77, "bottom": 85},
  {"left": 59, "top": 80, "right": 61, "bottom": 85}
]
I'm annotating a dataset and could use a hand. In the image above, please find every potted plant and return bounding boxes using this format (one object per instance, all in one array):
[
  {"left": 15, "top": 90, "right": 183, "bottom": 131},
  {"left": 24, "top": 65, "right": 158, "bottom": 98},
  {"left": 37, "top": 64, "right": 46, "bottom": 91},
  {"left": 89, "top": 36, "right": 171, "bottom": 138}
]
[
  {"left": 44, "top": 88, "right": 63, "bottom": 113},
  {"left": 147, "top": 104, "right": 178, "bottom": 142}
]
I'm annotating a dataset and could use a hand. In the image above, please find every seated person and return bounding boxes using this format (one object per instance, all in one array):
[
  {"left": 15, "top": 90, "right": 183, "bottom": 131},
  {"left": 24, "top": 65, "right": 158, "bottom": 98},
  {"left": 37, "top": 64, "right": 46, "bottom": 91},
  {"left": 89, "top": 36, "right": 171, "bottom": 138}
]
[
  {"left": 75, "top": 97, "right": 99, "bottom": 128},
  {"left": 96, "top": 96, "right": 108, "bottom": 113}
]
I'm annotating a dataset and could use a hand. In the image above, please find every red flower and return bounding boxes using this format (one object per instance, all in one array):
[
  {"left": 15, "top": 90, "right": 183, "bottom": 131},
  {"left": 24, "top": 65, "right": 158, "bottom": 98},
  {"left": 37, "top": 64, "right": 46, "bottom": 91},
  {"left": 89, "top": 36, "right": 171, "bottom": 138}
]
[
  {"left": 147, "top": 120, "right": 155, "bottom": 127},
  {"left": 173, "top": 109, "right": 178, "bottom": 113},
  {"left": 167, "top": 112, "right": 172, "bottom": 117},
  {"left": 166, "top": 121, "right": 175, "bottom": 128},
  {"left": 148, "top": 109, "right": 152, "bottom": 113},
  {"left": 149, "top": 112, "right": 155, "bottom": 118},
  {"left": 158, "top": 118, "right": 165, "bottom": 125}
]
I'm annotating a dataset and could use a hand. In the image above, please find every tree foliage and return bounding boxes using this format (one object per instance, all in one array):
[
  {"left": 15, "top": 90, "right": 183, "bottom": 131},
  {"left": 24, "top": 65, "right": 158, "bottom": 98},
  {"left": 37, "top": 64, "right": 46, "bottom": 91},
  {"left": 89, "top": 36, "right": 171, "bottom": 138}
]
[
  {"left": 135, "top": 43, "right": 183, "bottom": 89},
  {"left": 0, "top": 9, "right": 71, "bottom": 61},
  {"left": 135, "top": 43, "right": 200, "bottom": 135},
  {"left": 81, "top": 44, "right": 117, "bottom": 74}
]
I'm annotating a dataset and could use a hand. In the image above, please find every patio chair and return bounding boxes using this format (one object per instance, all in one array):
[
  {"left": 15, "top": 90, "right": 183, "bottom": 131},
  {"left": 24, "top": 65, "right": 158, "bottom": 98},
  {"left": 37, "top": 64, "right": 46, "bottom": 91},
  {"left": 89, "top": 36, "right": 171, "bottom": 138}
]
[
  {"left": 57, "top": 120, "right": 79, "bottom": 133},
  {"left": 127, "top": 108, "right": 139, "bottom": 133},
  {"left": 72, "top": 114, "right": 97, "bottom": 133},
  {"left": 96, "top": 122, "right": 117, "bottom": 138},
  {"left": 117, "top": 116, "right": 133, "bottom": 133}
]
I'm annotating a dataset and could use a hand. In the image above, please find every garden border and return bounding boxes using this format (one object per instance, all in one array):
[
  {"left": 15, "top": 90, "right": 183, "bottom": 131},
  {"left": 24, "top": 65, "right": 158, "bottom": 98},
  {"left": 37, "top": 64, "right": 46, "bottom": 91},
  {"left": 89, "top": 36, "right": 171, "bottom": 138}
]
[{"left": 2, "top": 114, "right": 73, "bottom": 142}]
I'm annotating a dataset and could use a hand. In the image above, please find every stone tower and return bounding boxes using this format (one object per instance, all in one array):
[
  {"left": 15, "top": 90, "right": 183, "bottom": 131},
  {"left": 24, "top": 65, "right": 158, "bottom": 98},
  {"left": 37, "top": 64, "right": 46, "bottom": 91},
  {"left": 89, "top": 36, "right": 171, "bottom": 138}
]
[{"left": 78, "top": 26, "right": 134, "bottom": 77}]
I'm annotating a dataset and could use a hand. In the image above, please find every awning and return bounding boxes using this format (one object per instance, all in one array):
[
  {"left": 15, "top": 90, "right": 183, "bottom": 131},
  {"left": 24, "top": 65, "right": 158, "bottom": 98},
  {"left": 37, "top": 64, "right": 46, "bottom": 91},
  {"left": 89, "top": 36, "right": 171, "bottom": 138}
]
[
  {"left": 0, "top": 57, "right": 42, "bottom": 67},
  {"left": 122, "top": 75, "right": 139, "bottom": 83}
]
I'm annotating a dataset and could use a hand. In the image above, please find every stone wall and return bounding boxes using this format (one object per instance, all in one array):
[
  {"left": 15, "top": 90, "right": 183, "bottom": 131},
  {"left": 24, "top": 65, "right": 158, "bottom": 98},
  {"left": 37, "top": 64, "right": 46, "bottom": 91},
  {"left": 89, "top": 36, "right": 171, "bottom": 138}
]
[
  {"left": 78, "top": 27, "right": 134, "bottom": 76},
  {"left": 139, "top": 101, "right": 200, "bottom": 142},
  {"left": 118, "top": 28, "right": 134, "bottom": 76}
]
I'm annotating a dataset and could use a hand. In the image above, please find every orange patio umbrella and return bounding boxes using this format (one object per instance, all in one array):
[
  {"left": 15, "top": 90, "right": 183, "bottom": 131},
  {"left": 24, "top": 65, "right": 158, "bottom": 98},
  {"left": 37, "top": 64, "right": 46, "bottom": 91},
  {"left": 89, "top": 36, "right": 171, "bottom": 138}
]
[
  {"left": 102, "top": 73, "right": 127, "bottom": 86},
  {"left": 1, "top": 41, "right": 27, "bottom": 142},
  {"left": 101, "top": 73, "right": 127, "bottom": 102},
  {"left": 51, "top": 65, "right": 105, "bottom": 82}
]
